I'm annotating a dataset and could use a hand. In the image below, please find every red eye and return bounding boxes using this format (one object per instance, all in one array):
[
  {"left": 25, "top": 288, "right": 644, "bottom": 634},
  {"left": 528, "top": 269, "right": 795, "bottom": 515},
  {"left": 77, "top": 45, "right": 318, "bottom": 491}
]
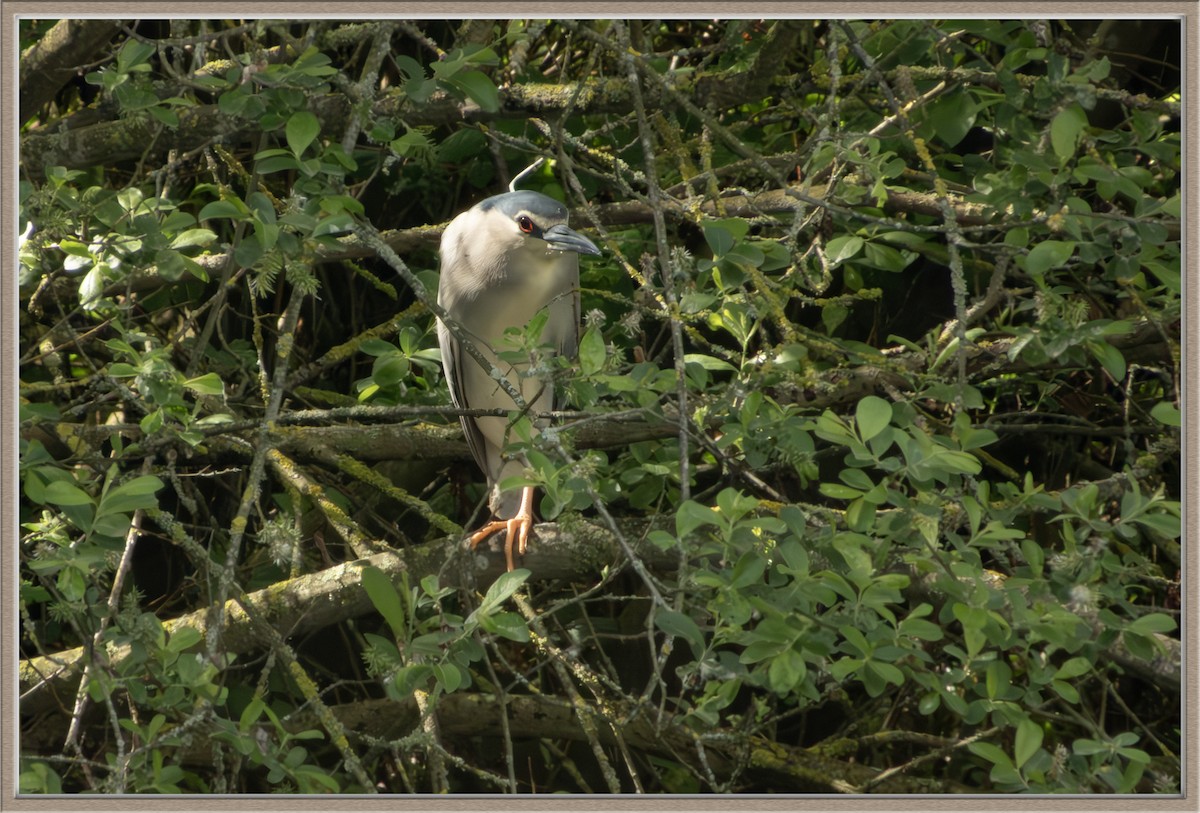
[{"left": 517, "top": 215, "right": 534, "bottom": 234}]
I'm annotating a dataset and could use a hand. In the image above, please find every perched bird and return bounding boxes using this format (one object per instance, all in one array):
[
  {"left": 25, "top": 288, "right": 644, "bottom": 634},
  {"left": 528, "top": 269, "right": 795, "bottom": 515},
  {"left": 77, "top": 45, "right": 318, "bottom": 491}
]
[{"left": 436, "top": 190, "right": 600, "bottom": 571}]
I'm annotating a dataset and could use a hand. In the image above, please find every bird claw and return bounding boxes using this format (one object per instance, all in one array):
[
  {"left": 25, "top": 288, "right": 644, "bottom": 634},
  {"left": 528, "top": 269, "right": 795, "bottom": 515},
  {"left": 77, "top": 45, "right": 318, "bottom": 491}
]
[
  {"left": 466, "top": 487, "right": 536, "bottom": 572},
  {"left": 467, "top": 516, "right": 531, "bottom": 572}
]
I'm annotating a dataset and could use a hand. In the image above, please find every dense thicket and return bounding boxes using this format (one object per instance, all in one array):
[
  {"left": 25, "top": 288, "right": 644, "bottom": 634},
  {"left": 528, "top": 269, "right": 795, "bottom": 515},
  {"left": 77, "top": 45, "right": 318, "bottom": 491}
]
[{"left": 17, "top": 18, "right": 1182, "bottom": 795}]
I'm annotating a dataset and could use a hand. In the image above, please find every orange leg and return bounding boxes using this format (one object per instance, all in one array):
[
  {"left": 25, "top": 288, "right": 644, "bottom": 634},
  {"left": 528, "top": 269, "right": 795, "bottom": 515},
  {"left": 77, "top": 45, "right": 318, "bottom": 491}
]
[{"left": 467, "top": 486, "right": 536, "bottom": 572}]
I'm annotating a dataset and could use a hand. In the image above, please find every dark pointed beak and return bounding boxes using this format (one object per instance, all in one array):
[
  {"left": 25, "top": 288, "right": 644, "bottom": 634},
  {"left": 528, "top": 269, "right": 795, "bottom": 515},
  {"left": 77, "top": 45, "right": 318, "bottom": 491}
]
[{"left": 543, "top": 223, "right": 601, "bottom": 256}]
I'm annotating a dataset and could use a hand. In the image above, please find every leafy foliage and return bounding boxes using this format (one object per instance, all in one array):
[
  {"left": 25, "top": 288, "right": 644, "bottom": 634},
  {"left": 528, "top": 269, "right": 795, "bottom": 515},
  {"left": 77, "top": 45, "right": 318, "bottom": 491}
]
[{"left": 18, "top": 18, "right": 1181, "bottom": 795}]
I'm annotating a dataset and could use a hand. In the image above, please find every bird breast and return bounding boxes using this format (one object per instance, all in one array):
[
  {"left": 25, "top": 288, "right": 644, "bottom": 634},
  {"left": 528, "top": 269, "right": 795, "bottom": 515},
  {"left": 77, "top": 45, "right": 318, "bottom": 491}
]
[{"left": 451, "top": 255, "right": 575, "bottom": 340}]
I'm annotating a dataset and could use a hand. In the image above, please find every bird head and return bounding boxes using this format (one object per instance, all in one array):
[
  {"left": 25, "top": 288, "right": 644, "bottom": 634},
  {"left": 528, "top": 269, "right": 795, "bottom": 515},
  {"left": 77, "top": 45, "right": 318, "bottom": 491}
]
[
  {"left": 438, "top": 189, "right": 600, "bottom": 305},
  {"left": 474, "top": 190, "right": 601, "bottom": 260}
]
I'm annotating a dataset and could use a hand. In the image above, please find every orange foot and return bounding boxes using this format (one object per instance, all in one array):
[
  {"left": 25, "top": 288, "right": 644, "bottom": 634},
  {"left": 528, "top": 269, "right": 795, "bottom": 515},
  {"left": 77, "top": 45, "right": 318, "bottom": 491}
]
[{"left": 467, "top": 486, "right": 535, "bottom": 572}]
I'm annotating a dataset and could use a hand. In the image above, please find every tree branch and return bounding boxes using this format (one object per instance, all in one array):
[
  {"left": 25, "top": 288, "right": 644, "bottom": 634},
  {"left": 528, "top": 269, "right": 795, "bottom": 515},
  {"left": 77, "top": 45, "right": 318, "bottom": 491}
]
[
  {"left": 19, "top": 20, "right": 123, "bottom": 123},
  {"left": 17, "top": 519, "right": 670, "bottom": 718},
  {"left": 245, "top": 693, "right": 974, "bottom": 793},
  {"left": 20, "top": 495, "right": 1179, "bottom": 722}
]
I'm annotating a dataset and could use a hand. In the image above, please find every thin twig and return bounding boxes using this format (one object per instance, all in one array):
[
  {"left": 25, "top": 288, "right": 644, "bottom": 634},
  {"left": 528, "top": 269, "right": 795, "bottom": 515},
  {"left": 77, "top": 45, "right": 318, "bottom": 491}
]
[
  {"left": 615, "top": 21, "right": 692, "bottom": 505},
  {"left": 512, "top": 593, "right": 623, "bottom": 793},
  {"left": 354, "top": 220, "right": 529, "bottom": 411},
  {"left": 340, "top": 23, "right": 396, "bottom": 155},
  {"left": 206, "top": 276, "right": 306, "bottom": 662},
  {"left": 855, "top": 726, "right": 1000, "bottom": 793},
  {"left": 63, "top": 457, "right": 155, "bottom": 782}
]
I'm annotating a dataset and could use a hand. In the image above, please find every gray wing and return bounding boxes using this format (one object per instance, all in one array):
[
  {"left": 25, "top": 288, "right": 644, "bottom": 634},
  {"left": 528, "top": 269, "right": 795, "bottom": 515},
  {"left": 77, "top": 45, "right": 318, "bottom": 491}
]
[
  {"left": 437, "top": 316, "right": 491, "bottom": 477},
  {"left": 554, "top": 273, "right": 582, "bottom": 412}
]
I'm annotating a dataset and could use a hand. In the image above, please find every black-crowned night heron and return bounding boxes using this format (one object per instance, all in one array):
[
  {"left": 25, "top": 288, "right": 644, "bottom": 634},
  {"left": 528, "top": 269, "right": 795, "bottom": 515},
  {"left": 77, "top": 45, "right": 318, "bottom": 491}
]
[{"left": 437, "top": 190, "right": 600, "bottom": 571}]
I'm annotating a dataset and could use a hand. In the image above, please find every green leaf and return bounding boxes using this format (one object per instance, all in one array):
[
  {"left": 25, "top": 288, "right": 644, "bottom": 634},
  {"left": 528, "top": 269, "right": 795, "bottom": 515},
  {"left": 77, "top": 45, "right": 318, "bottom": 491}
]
[
  {"left": 449, "top": 71, "right": 500, "bottom": 113},
  {"left": 361, "top": 566, "right": 406, "bottom": 639},
  {"left": 238, "top": 696, "right": 266, "bottom": 732},
  {"left": 99, "top": 475, "right": 164, "bottom": 515},
  {"left": 480, "top": 611, "right": 530, "bottom": 642},
  {"left": 360, "top": 339, "right": 397, "bottom": 357},
  {"left": 867, "top": 660, "right": 904, "bottom": 687},
  {"left": 166, "top": 626, "right": 202, "bottom": 653},
  {"left": 1050, "top": 104, "right": 1088, "bottom": 161},
  {"left": 92, "top": 512, "right": 133, "bottom": 537},
  {"left": 1132, "top": 512, "right": 1180, "bottom": 538},
  {"left": 294, "top": 765, "right": 340, "bottom": 793},
  {"left": 824, "top": 235, "right": 863, "bottom": 267},
  {"left": 683, "top": 353, "right": 738, "bottom": 374},
  {"left": 838, "top": 468, "right": 874, "bottom": 491},
  {"left": 828, "top": 656, "right": 862, "bottom": 683},
  {"left": 198, "top": 199, "right": 248, "bottom": 221},
  {"left": 751, "top": 617, "right": 796, "bottom": 645},
  {"left": 838, "top": 623, "right": 873, "bottom": 659},
  {"left": 676, "top": 500, "right": 720, "bottom": 537},
  {"left": 140, "top": 409, "right": 165, "bottom": 436},
  {"left": 169, "top": 229, "right": 217, "bottom": 250},
  {"left": 432, "top": 662, "right": 464, "bottom": 693},
  {"left": 932, "top": 449, "right": 983, "bottom": 475},
  {"left": 740, "top": 639, "right": 787, "bottom": 664},
  {"left": 1149, "top": 401, "right": 1180, "bottom": 427},
  {"left": 1088, "top": 340, "right": 1125, "bottom": 381},
  {"left": 1127, "top": 612, "right": 1176, "bottom": 635},
  {"left": 648, "top": 530, "right": 678, "bottom": 551},
  {"left": 1024, "top": 240, "right": 1075, "bottom": 277},
  {"left": 578, "top": 326, "right": 606, "bottom": 376},
  {"left": 1051, "top": 679, "right": 1080, "bottom": 704},
  {"left": 860, "top": 241, "right": 913, "bottom": 273},
  {"left": 58, "top": 239, "right": 92, "bottom": 258},
  {"left": 702, "top": 219, "right": 748, "bottom": 256},
  {"left": 286, "top": 111, "right": 321, "bottom": 157},
  {"left": 855, "top": 395, "right": 892, "bottom": 441},
  {"left": 952, "top": 602, "right": 987, "bottom": 630},
  {"left": 969, "top": 740, "right": 1014, "bottom": 770},
  {"left": 1053, "top": 656, "right": 1091, "bottom": 680},
  {"left": 813, "top": 410, "right": 855, "bottom": 445},
  {"left": 1020, "top": 537, "right": 1045, "bottom": 576},
  {"left": 821, "top": 302, "right": 848, "bottom": 334},
  {"left": 313, "top": 214, "right": 355, "bottom": 237},
  {"left": 925, "top": 89, "right": 978, "bottom": 147},
  {"left": 256, "top": 154, "right": 300, "bottom": 175},
  {"left": 113, "top": 84, "right": 158, "bottom": 112},
  {"left": 729, "top": 552, "right": 767, "bottom": 589},
  {"left": 58, "top": 566, "right": 88, "bottom": 601},
  {"left": 390, "top": 129, "right": 433, "bottom": 158},
  {"left": 986, "top": 660, "right": 1011, "bottom": 700},
  {"left": 655, "top": 609, "right": 705, "bottom": 656},
  {"left": 318, "top": 194, "right": 365, "bottom": 217},
  {"left": 819, "top": 483, "right": 863, "bottom": 500},
  {"left": 117, "top": 187, "right": 145, "bottom": 212},
  {"left": 479, "top": 568, "right": 529, "bottom": 612},
  {"left": 41, "top": 480, "right": 94, "bottom": 507},
  {"left": 232, "top": 234, "right": 265, "bottom": 267},
  {"left": 767, "top": 648, "right": 806, "bottom": 695},
  {"left": 107, "top": 362, "right": 138, "bottom": 378},
  {"left": 437, "top": 129, "right": 486, "bottom": 163},
  {"left": 371, "top": 353, "right": 410, "bottom": 387},
  {"left": 184, "top": 373, "right": 225, "bottom": 396},
  {"left": 147, "top": 105, "right": 180, "bottom": 128},
  {"left": 1072, "top": 737, "right": 1108, "bottom": 756},
  {"left": 391, "top": 664, "right": 433, "bottom": 697},
  {"left": 843, "top": 498, "right": 871, "bottom": 533},
  {"left": 1014, "top": 717, "right": 1043, "bottom": 770},
  {"left": 117, "top": 40, "right": 156, "bottom": 74},
  {"left": 1118, "top": 746, "right": 1151, "bottom": 765},
  {"left": 899, "top": 617, "right": 943, "bottom": 642}
]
